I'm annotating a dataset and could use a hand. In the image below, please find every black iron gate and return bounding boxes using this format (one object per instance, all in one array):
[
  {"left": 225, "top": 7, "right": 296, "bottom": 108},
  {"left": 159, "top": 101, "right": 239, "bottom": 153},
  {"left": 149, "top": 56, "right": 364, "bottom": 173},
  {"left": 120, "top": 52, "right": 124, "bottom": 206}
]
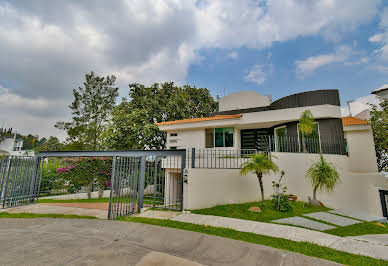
[{"left": 379, "top": 189, "right": 388, "bottom": 218}]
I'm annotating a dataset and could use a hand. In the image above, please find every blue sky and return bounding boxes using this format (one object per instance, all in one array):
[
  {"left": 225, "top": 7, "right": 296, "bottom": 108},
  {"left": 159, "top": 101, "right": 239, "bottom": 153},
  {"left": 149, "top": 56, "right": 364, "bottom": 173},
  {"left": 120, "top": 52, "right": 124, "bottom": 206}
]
[
  {"left": 187, "top": 19, "right": 386, "bottom": 106},
  {"left": 0, "top": 0, "right": 387, "bottom": 138}
]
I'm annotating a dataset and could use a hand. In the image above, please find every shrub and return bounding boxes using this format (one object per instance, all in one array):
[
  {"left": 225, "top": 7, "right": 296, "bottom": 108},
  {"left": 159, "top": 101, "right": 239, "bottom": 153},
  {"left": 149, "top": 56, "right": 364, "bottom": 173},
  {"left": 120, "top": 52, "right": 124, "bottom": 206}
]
[
  {"left": 271, "top": 194, "right": 293, "bottom": 212},
  {"left": 56, "top": 157, "right": 112, "bottom": 198},
  {"left": 271, "top": 170, "right": 293, "bottom": 212}
]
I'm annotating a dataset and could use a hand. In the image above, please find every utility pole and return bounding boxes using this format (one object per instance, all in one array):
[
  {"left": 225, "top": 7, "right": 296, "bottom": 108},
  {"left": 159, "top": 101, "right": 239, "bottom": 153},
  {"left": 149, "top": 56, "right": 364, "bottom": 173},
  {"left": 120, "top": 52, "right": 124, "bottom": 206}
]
[{"left": 347, "top": 100, "right": 354, "bottom": 117}]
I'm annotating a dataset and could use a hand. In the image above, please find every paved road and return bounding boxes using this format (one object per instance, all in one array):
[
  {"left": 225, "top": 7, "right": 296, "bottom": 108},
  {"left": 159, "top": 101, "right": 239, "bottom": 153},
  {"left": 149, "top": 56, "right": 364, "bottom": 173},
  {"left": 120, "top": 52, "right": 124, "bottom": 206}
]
[{"left": 0, "top": 218, "right": 339, "bottom": 266}]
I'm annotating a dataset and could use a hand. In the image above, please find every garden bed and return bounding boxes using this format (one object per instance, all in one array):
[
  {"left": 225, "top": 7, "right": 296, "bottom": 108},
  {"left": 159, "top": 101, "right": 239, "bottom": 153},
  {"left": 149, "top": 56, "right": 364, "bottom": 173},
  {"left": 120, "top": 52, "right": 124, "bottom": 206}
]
[{"left": 191, "top": 200, "right": 330, "bottom": 223}]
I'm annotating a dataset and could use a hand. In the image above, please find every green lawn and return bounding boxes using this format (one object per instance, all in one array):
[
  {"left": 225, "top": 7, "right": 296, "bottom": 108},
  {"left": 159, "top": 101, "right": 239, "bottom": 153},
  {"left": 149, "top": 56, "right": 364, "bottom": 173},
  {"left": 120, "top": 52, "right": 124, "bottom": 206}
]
[
  {"left": 191, "top": 200, "right": 330, "bottom": 223},
  {"left": 191, "top": 200, "right": 388, "bottom": 238},
  {"left": 326, "top": 222, "right": 388, "bottom": 237},
  {"left": 118, "top": 216, "right": 387, "bottom": 266},
  {"left": 0, "top": 212, "right": 97, "bottom": 219}
]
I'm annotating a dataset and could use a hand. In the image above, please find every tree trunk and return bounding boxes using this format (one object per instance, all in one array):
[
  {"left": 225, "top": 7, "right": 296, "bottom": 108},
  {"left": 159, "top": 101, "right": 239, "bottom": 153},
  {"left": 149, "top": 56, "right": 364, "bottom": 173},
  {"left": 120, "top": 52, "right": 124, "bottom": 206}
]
[
  {"left": 313, "top": 185, "right": 318, "bottom": 201},
  {"left": 302, "top": 134, "right": 307, "bottom": 153},
  {"left": 256, "top": 172, "right": 265, "bottom": 207},
  {"left": 87, "top": 183, "right": 93, "bottom": 199}
]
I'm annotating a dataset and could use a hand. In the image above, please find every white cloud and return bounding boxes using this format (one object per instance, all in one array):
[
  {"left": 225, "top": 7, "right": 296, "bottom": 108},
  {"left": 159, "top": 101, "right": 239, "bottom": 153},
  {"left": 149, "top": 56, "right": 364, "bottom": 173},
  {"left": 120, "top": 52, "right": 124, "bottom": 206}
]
[
  {"left": 0, "top": 0, "right": 383, "bottom": 137},
  {"left": 245, "top": 64, "right": 272, "bottom": 85},
  {"left": 0, "top": 86, "right": 68, "bottom": 139},
  {"left": 341, "top": 94, "right": 381, "bottom": 117},
  {"left": 295, "top": 45, "right": 355, "bottom": 75},
  {"left": 368, "top": 7, "right": 388, "bottom": 64},
  {"left": 225, "top": 51, "right": 239, "bottom": 60}
]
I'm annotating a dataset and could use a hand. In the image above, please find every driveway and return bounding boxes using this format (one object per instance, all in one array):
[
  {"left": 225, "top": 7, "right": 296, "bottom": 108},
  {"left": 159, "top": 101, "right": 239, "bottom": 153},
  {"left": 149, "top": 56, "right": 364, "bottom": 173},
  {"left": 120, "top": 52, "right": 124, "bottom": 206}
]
[{"left": 0, "top": 218, "right": 339, "bottom": 266}]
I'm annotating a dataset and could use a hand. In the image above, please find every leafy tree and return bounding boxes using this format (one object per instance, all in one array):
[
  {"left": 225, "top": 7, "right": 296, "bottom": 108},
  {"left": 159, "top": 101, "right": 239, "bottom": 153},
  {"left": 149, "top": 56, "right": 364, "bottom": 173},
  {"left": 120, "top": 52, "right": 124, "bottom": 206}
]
[
  {"left": 38, "top": 136, "right": 64, "bottom": 151},
  {"left": 299, "top": 110, "right": 315, "bottom": 152},
  {"left": 369, "top": 100, "right": 388, "bottom": 172},
  {"left": 306, "top": 154, "right": 339, "bottom": 201},
  {"left": 240, "top": 153, "right": 279, "bottom": 207},
  {"left": 105, "top": 82, "right": 218, "bottom": 149},
  {"left": 55, "top": 72, "right": 119, "bottom": 150}
]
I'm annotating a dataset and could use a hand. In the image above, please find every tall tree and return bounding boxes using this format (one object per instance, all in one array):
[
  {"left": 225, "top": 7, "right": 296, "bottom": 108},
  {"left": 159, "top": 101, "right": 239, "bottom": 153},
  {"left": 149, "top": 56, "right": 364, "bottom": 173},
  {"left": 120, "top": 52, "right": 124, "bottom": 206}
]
[
  {"left": 55, "top": 72, "right": 119, "bottom": 150},
  {"left": 104, "top": 82, "right": 218, "bottom": 149},
  {"left": 240, "top": 153, "right": 279, "bottom": 207},
  {"left": 38, "top": 136, "right": 63, "bottom": 151},
  {"left": 369, "top": 100, "right": 388, "bottom": 172}
]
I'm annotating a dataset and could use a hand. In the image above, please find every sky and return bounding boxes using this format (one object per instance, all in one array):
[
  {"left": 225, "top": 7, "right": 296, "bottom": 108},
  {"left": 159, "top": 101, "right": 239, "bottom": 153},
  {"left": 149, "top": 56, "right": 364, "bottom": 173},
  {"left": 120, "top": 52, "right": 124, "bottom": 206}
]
[{"left": 0, "top": 0, "right": 387, "bottom": 139}]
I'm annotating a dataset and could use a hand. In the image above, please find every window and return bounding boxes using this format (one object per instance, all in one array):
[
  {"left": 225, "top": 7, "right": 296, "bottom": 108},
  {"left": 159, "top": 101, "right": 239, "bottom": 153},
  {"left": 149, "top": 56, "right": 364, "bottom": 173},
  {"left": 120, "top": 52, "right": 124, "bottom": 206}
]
[
  {"left": 205, "top": 129, "right": 214, "bottom": 148},
  {"left": 297, "top": 122, "right": 321, "bottom": 153},
  {"left": 207, "top": 127, "right": 234, "bottom": 148},
  {"left": 274, "top": 126, "right": 287, "bottom": 152},
  {"left": 170, "top": 133, "right": 178, "bottom": 137}
]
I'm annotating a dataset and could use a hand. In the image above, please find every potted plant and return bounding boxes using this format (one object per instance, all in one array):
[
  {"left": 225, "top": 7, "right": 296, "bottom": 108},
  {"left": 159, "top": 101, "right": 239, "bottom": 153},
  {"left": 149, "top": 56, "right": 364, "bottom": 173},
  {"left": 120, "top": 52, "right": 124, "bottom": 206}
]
[{"left": 287, "top": 194, "right": 297, "bottom": 202}]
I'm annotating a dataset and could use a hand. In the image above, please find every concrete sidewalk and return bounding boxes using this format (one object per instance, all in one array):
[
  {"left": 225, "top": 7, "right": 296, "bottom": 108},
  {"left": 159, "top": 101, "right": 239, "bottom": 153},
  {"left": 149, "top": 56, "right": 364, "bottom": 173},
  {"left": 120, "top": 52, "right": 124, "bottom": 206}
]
[
  {"left": 0, "top": 204, "right": 108, "bottom": 219},
  {"left": 137, "top": 211, "right": 388, "bottom": 260},
  {"left": 0, "top": 218, "right": 339, "bottom": 266}
]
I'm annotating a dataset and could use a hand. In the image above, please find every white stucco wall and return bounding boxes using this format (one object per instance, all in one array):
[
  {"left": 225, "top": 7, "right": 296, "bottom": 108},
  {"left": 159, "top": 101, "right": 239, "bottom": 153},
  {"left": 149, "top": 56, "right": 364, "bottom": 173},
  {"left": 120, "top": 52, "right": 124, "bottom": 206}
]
[
  {"left": 344, "top": 124, "right": 378, "bottom": 172},
  {"left": 166, "top": 129, "right": 205, "bottom": 149},
  {"left": 0, "top": 138, "right": 15, "bottom": 154},
  {"left": 185, "top": 153, "right": 387, "bottom": 216},
  {"left": 219, "top": 91, "right": 271, "bottom": 111}
]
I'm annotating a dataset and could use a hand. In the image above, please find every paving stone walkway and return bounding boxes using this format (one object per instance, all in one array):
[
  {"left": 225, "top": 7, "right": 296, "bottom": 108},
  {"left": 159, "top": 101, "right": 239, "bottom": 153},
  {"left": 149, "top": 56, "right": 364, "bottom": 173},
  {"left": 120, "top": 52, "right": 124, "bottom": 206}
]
[
  {"left": 137, "top": 211, "right": 388, "bottom": 260},
  {"left": 304, "top": 212, "right": 361, "bottom": 226},
  {"left": 329, "top": 209, "right": 387, "bottom": 222},
  {"left": 272, "top": 216, "right": 336, "bottom": 231}
]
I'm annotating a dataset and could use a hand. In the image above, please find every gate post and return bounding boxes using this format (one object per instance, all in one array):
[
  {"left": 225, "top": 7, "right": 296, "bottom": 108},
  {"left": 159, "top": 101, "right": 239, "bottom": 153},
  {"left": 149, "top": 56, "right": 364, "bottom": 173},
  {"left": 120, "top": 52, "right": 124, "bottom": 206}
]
[
  {"left": 29, "top": 157, "right": 41, "bottom": 203},
  {"left": 108, "top": 156, "right": 117, "bottom": 220},
  {"left": 137, "top": 156, "right": 146, "bottom": 212},
  {"left": 2, "top": 156, "right": 13, "bottom": 208},
  {"left": 191, "top": 148, "right": 195, "bottom": 168},
  {"left": 180, "top": 151, "right": 186, "bottom": 211},
  {"left": 153, "top": 157, "right": 158, "bottom": 208}
]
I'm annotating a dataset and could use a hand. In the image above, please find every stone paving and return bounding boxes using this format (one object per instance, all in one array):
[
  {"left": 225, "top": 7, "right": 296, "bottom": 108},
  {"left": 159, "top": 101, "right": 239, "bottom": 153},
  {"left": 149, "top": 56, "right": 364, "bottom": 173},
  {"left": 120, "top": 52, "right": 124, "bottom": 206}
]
[
  {"left": 329, "top": 209, "right": 387, "bottom": 222},
  {"left": 272, "top": 216, "right": 336, "bottom": 231},
  {"left": 304, "top": 212, "right": 361, "bottom": 226}
]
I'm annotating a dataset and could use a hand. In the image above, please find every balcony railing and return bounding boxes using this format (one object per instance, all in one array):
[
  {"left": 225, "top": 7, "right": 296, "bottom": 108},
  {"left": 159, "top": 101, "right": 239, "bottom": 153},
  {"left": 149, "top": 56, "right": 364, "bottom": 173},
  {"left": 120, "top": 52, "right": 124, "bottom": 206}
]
[
  {"left": 187, "top": 135, "right": 346, "bottom": 169},
  {"left": 187, "top": 149, "right": 256, "bottom": 169}
]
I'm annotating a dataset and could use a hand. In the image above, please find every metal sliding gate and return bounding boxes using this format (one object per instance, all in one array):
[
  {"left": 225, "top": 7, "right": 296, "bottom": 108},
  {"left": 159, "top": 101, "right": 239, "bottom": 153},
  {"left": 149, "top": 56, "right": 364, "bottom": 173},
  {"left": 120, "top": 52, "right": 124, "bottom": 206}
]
[
  {"left": 108, "top": 150, "right": 186, "bottom": 219},
  {"left": 0, "top": 156, "right": 41, "bottom": 208},
  {"left": 0, "top": 150, "right": 186, "bottom": 220}
]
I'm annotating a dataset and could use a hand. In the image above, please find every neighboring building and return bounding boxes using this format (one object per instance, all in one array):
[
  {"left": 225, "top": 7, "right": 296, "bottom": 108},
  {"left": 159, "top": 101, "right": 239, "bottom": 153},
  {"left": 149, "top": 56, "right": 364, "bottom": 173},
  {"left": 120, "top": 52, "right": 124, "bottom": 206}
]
[
  {"left": 0, "top": 132, "right": 34, "bottom": 156},
  {"left": 372, "top": 84, "right": 388, "bottom": 101},
  {"left": 157, "top": 90, "right": 387, "bottom": 217}
]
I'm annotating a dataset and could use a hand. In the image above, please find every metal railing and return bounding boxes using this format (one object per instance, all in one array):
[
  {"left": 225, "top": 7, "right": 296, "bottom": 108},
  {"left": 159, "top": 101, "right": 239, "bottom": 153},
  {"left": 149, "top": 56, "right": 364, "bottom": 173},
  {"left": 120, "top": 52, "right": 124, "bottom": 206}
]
[
  {"left": 186, "top": 135, "right": 346, "bottom": 169},
  {"left": 262, "top": 135, "right": 346, "bottom": 155},
  {"left": 187, "top": 148, "right": 257, "bottom": 169}
]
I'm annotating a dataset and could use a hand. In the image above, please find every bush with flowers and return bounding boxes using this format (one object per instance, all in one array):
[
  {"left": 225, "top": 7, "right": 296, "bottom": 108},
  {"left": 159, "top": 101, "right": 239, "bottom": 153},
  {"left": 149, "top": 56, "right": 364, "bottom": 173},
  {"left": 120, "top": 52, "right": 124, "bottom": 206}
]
[{"left": 56, "top": 157, "right": 112, "bottom": 198}]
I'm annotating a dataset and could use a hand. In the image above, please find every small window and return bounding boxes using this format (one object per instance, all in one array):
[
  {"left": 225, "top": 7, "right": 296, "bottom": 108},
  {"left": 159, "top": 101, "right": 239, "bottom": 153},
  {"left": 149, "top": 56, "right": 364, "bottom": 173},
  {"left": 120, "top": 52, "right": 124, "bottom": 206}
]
[
  {"left": 205, "top": 129, "right": 214, "bottom": 148},
  {"left": 170, "top": 146, "right": 177, "bottom": 150},
  {"left": 170, "top": 133, "right": 178, "bottom": 137}
]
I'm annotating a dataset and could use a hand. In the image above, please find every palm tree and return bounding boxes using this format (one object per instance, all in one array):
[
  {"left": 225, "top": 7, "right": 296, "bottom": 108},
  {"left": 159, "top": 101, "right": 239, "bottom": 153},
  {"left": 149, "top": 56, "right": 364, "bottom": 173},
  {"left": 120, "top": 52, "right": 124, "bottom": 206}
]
[
  {"left": 240, "top": 153, "right": 279, "bottom": 207},
  {"left": 299, "top": 110, "right": 315, "bottom": 152},
  {"left": 306, "top": 154, "right": 339, "bottom": 201}
]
